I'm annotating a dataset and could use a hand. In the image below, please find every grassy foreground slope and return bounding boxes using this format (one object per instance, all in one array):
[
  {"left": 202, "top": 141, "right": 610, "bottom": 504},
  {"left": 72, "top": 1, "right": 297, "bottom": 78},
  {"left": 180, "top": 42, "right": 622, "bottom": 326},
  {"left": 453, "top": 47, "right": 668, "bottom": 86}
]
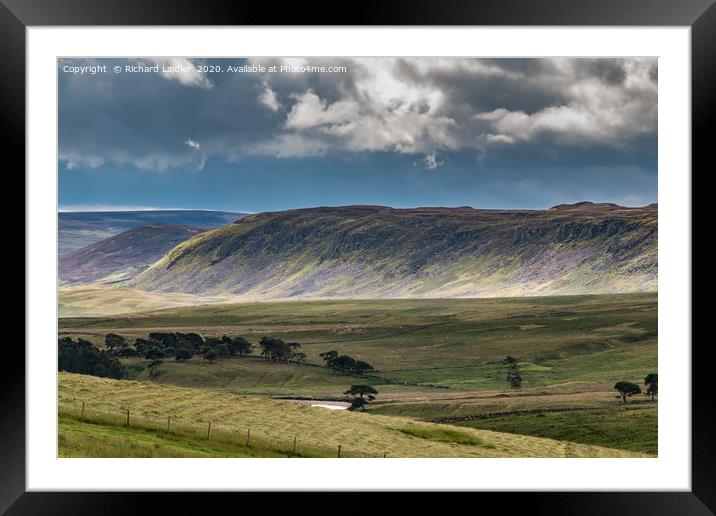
[
  {"left": 58, "top": 373, "right": 647, "bottom": 458},
  {"left": 59, "top": 418, "right": 287, "bottom": 458}
]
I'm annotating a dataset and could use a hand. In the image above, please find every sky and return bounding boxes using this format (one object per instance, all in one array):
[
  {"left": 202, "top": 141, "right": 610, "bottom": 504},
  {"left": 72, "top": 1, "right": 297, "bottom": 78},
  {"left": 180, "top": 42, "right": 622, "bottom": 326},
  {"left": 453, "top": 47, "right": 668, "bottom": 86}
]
[{"left": 58, "top": 57, "right": 657, "bottom": 213}]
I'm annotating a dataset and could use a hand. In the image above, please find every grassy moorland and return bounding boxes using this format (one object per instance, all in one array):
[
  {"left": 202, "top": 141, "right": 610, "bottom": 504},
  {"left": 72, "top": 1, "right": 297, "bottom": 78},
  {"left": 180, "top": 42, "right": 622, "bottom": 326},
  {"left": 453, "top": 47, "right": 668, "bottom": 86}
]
[
  {"left": 60, "top": 293, "right": 656, "bottom": 389},
  {"left": 131, "top": 204, "right": 657, "bottom": 299},
  {"left": 58, "top": 373, "right": 648, "bottom": 458},
  {"left": 60, "top": 293, "right": 656, "bottom": 378},
  {"left": 58, "top": 284, "right": 233, "bottom": 317},
  {"left": 453, "top": 407, "right": 657, "bottom": 455},
  {"left": 58, "top": 293, "right": 657, "bottom": 456}
]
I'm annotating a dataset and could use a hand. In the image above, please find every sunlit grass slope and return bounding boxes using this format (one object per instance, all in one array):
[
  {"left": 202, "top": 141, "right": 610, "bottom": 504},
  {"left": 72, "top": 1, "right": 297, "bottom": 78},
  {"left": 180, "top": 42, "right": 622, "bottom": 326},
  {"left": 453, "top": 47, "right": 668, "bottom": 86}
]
[{"left": 59, "top": 373, "right": 647, "bottom": 458}]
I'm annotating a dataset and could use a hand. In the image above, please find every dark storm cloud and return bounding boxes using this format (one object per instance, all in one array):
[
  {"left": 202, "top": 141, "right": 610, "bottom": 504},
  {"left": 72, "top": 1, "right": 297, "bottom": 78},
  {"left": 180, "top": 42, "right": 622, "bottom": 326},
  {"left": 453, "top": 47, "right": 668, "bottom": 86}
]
[
  {"left": 58, "top": 57, "right": 657, "bottom": 173},
  {"left": 59, "top": 58, "right": 279, "bottom": 170},
  {"left": 392, "top": 58, "right": 561, "bottom": 114}
]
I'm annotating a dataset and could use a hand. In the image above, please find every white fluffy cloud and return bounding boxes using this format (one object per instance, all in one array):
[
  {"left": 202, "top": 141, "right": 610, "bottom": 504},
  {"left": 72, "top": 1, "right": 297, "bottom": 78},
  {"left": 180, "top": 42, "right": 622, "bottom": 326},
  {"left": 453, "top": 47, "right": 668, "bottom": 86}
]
[
  {"left": 271, "top": 59, "right": 463, "bottom": 159},
  {"left": 420, "top": 153, "right": 444, "bottom": 170},
  {"left": 258, "top": 82, "right": 281, "bottom": 112},
  {"left": 147, "top": 58, "right": 213, "bottom": 89},
  {"left": 250, "top": 57, "right": 656, "bottom": 162},
  {"left": 472, "top": 58, "right": 657, "bottom": 147},
  {"left": 184, "top": 138, "right": 201, "bottom": 149}
]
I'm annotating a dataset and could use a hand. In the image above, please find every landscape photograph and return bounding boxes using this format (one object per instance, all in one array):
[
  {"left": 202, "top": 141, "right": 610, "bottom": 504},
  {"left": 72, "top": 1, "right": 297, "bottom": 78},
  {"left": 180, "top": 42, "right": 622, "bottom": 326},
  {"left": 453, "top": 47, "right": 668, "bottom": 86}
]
[{"left": 57, "top": 56, "right": 658, "bottom": 458}]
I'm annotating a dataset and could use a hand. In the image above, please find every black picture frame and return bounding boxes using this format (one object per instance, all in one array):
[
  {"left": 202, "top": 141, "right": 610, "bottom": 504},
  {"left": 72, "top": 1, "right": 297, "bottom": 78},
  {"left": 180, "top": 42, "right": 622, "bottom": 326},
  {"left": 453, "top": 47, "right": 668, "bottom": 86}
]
[{"left": 5, "top": 0, "right": 713, "bottom": 513}]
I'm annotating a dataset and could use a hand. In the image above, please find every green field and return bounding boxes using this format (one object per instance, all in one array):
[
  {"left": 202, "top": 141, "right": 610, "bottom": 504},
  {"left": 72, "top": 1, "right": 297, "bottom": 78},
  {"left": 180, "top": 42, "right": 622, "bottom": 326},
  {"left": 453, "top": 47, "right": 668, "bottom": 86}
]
[
  {"left": 58, "top": 293, "right": 657, "bottom": 457},
  {"left": 60, "top": 293, "right": 656, "bottom": 387},
  {"left": 453, "top": 407, "right": 657, "bottom": 455},
  {"left": 59, "top": 417, "right": 286, "bottom": 458}
]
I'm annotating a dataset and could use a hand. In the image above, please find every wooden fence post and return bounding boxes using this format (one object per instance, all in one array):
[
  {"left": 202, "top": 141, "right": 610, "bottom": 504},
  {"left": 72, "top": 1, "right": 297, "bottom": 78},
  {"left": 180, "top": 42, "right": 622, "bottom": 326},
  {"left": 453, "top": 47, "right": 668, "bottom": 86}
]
[
  {"left": 246, "top": 429, "right": 251, "bottom": 448},
  {"left": 166, "top": 416, "right": 171, "bottom": 432},
  {"left": 207, "top": 421, "right": 212, "bottom": 439},
  {"left": 125, "top": 410, "right": 130, "bottom": 427},
  {"left": 293, "top": 436, "right": 297, "bottom": 454},
  {"left": 81, "top": 401, "right": 85, "bottom": 420},
  {"left": 383, "top": 453, "right": 387, "bottom": 458},
  {"left": 337, "top": 444, "right": 341, "bottom": 458}
]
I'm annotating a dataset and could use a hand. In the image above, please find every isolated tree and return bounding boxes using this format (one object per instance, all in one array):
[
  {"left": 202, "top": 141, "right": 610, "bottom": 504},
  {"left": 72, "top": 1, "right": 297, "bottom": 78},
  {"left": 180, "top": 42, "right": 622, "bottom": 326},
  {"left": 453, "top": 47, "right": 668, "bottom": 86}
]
[
  {"left": 175, "top": 348, "right": 193, "bottom": 361},
  {"left": 344, "top": 384, "right": 378, "bottom": 411},
  {"left": 502, "top": 355, "right": 518, "bottom": 366},
  {"left": 148, "top": 359, "right": 163, "bottom": 378},
  {"left": 614, "top": 381, "right": 642, "bottom": 403},
  {"left": 503, "top": 356, "right": 522, "bottom": 389},
  {"left": 644, "top": 373, "right": 658, "bottom": 401},
  {"left": 506, "top": 366, "right": 523, "bottom": 389},
  {"left": 104, "top": 333, "right": 127, "bottom": 354}
]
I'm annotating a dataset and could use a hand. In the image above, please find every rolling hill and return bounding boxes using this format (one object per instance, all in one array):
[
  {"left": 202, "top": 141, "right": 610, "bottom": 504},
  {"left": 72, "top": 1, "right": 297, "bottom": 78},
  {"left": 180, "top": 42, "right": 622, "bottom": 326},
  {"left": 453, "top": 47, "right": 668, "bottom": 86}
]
[
  {"left": 59, "top": 223, "right": 208, "bottom": 285},
  {"left": 133, "top": 202, "right": 657, "bottom": 299},
  {"left": 59, "top": 210, "right": 246, "bottom": 256}
]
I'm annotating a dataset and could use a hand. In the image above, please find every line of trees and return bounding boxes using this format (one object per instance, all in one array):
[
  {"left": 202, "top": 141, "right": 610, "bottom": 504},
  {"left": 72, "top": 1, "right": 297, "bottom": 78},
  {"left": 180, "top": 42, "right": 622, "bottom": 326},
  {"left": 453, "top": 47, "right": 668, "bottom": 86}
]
[
  {"left": 319, "top": 350, "right": 374, "bottom": 375},
  {"left": 104, "top": 333, "right": 382, "bottom": 374},
  {"left": 58, "top": 337, "right": 126, "bottom": 379},
  {"left": 258, "top": 337, "right": 305, "bottom": 363},
  {"left": 614, "top": 373, "right": 658, "bottom": 403},
  {"left": 101, "top": 332, "right": 315, "bottom": 365},
  {"left": 103, "top": 332, "right": 254, "bottom": 362}
]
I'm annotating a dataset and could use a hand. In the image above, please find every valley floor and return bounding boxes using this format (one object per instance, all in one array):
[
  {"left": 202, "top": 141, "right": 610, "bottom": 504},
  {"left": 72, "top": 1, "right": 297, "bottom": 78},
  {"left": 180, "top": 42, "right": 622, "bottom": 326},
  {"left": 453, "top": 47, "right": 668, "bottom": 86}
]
[{"left": 58, "top": 292, "right": 658, "bottom": 458}]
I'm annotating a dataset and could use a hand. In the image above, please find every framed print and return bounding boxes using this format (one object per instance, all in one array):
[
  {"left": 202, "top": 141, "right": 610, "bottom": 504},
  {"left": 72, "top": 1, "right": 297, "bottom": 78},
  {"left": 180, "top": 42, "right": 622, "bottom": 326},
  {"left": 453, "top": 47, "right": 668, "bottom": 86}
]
[{"left": 6, "top": 0, "right": 714, "bottom": 513}]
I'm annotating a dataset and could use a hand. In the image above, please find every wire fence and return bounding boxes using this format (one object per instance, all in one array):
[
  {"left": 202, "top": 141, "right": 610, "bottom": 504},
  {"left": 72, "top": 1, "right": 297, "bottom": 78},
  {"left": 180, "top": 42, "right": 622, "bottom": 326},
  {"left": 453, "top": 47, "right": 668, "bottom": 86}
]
[{"left": 59, "top": 400, "right": 386, "bottom": 458}]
